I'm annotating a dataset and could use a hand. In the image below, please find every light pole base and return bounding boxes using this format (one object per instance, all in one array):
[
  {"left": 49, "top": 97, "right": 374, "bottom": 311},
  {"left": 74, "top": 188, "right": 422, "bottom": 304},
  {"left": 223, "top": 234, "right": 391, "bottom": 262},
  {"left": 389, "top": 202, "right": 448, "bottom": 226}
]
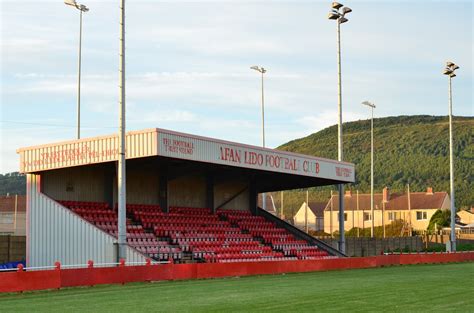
[
  {"left": 337, "top": 240, "right": 345, "bottom": 254},
  {"left": 446, "top": 240, "right": 456, "bottom": 253}
]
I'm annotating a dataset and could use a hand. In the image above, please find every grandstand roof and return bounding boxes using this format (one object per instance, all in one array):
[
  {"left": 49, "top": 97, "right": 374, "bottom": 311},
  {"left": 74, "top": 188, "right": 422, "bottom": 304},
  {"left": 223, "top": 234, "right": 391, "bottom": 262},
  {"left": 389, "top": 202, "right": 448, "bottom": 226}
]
[{"left": 17, "top": 128, "right": 354, "bottom": 189}]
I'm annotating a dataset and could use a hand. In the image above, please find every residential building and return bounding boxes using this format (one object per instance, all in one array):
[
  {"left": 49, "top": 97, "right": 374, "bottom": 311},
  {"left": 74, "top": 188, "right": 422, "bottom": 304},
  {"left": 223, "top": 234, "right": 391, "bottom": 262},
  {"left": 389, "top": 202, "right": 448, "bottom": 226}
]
[
  {"left": 293, "top": 201, "right": 326, "bottom": 231},
  {"left": 457, "top": 209, "right": 474, "bottom": 226},
  {"left": 323, "top": 187, "right": 450, "bottom": 234},
  {"left": 0, "top": 194, "right": 26, "bottom": 235}
]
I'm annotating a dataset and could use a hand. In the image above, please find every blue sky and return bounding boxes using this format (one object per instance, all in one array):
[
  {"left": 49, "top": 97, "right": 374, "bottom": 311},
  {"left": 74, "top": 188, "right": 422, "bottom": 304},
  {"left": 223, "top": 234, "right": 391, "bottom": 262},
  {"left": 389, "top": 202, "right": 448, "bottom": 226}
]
[{"left": 1, "top": 0, "right": 472, "bottom": 173}]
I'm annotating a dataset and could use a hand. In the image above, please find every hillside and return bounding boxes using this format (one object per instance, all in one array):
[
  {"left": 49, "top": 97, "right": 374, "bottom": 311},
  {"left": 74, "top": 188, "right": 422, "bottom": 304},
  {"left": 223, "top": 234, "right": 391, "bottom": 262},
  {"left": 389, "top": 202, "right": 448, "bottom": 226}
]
[
  {"left": 0, "top": 172, "right": 26, "bottom": 195},
  {"left": 276, "top": 115, "right": 473, "bottom": 213}
]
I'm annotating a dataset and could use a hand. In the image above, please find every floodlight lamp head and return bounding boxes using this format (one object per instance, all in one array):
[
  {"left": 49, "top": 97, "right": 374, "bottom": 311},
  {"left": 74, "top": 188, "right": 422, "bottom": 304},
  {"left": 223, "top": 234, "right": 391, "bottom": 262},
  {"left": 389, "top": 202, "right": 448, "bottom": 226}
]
[
  {"left": 328, "top": 12, "right": 340, "bottom": 20},
  {"left": 79, "top": 4, "right": 89, "bottom": 12},
  {"left": 64, "top": 0, "right": 77, "bottom": 6},
  {"left": 342, "top": 7, "right": 352, "bottom": 15},
  {"left": 332, "top": 2, "right": 344, "bottom": 10},
  {"left": 452, "top": 65, "right": 459, "bottom": 70},
  {"left": 362, "top": 101, "right": 375, "bottom": 108},
  {"left": 443, "top": 69, "right": 453, "bottom": 75},
  {"left": 446, "top": 61, "right": 454, "bottom": 67},
  {"left": 449, "top": 73, "right": 456, "bottom": 78},
  {"left": 250, "top": 65, "right": 260, "bottom": 71},
  {"left": 261, "top": 68, "right": 267, "bottom": 74},
  {"left": 339, "top": 17, "right": 349, "bottom": 24}
]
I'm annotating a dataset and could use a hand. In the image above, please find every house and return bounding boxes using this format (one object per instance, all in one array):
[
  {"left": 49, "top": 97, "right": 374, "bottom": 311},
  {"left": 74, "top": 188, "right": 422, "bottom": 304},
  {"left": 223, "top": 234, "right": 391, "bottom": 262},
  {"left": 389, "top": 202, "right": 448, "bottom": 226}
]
[
  {"left": 0, "top": 194, "right": 26, "bottom": 236},
  {"left": 293, "top": 201, "right": 326, "bottom": 231},
  {"left": 323, "top": 187, "right": 450, "bottom": 234},
  {"left": 457, "top": 209, "right": 474, "bottom": 226}
]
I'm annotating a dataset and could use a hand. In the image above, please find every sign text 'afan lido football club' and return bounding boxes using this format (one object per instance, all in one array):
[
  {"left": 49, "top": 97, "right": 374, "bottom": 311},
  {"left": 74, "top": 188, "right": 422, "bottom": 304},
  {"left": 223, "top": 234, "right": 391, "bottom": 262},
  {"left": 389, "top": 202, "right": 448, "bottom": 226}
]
[{"left": 158, "top": 131, "right": 354, "bottom": 182}]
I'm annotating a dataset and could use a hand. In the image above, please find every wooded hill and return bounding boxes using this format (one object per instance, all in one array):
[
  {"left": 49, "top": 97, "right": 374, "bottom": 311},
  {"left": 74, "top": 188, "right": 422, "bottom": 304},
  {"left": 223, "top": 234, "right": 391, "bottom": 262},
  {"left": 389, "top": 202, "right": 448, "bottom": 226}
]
[{"left": 273, "top": 115, "right": 473, "bottom": 217}]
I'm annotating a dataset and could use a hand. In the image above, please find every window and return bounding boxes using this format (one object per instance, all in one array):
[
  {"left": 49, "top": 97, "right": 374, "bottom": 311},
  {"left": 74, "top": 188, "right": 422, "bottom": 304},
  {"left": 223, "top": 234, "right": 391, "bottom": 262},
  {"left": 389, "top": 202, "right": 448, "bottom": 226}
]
[
  {"left": 416, "top": 211, "right": 427, "bottom": 220},
  {"left": 338, "top": 213, "right": 348, "bottom": 222},
  {"left": 363, "top": 212, "right": 372, "bottom": 221},
  {"left": 388, "top": 212, "right": 397, "bottom": 221}
]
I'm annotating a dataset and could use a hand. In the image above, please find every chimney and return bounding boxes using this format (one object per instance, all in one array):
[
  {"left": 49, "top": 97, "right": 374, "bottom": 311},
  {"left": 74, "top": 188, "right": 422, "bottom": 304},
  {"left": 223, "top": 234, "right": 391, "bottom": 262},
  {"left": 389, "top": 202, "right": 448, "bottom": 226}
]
[
  {"left": 345, "top": 190, "right": 352, "bottom": 197},
  {"left": 382, "top": 187, "right": 389, "bottom": 203},
  {"left": 426, "top": 187, "right": 433, "bottom": 195}
]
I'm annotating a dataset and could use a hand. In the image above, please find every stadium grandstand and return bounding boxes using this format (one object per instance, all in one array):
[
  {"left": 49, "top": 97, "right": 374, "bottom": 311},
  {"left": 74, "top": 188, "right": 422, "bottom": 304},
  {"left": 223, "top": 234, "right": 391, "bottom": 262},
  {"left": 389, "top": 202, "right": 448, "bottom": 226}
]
[{"left": 16, "top": 128, "right": 354, "bottom": 267}]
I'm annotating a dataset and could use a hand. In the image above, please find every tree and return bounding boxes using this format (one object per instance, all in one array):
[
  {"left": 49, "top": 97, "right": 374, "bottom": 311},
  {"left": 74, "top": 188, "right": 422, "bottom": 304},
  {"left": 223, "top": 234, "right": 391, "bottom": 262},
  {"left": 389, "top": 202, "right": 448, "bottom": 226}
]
[{"left": 427, "top": 209, "right": 450, "bottom": 231}]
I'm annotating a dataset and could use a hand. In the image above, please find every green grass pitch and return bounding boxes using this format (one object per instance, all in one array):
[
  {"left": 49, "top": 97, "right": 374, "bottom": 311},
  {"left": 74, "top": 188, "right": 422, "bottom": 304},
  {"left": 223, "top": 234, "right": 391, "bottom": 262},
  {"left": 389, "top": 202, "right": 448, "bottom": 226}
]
[{"left": 0, "top": 263, "right": 472, "bottom": 312}]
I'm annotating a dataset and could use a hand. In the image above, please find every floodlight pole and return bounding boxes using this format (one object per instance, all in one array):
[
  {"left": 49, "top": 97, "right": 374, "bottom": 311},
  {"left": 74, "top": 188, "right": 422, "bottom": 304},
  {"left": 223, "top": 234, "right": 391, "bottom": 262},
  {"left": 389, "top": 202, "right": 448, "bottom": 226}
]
[
  {"left": 362, "top": 101, "right": 375, "bottom": 237},
  {"left": 261, "top": 69, "right": 266, "bottom": 213},
  {"left": 251, "top": 66, "right": 267, "bottom": 214},
  {"left": 443, "top": 61, "right": 459, "bottom": 252},
  {"left": 448, "top": 74, "right": 456, "bottom": 252},
  {"left": 370, "top": 105, "right": 374, "bottom": 238},
  {"left": 329, "top": 2, "right": 351, "bottom": 254},
  {"left": 335, "top": 19, "right": 346, "bottom": 253},
  {"left": 76, "top": 9, "right": 83, "bottom": 139},
  {"left": 117, "top": 0, "right": 127, "bottom": 261},
  {"left": 65, "top": 1, "right": 88, "bottom": 139}
]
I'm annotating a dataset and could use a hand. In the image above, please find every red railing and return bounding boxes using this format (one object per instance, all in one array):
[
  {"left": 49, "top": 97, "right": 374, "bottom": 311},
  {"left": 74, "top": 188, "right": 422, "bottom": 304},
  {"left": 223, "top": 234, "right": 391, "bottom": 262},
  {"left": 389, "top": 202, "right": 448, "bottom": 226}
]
[{"left": 1, "top": 252, "right": 473, "bottom": 293}]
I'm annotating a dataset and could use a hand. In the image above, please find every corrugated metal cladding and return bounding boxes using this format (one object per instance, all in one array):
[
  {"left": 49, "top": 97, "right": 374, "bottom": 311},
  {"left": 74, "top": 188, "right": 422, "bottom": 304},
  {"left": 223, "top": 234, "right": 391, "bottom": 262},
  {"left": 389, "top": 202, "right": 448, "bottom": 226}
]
[
  {"left": 27, "top": 174, "right": 147, "bottom": 267},
  {"left": 18, "top": 129, "right": 158, "bottom": 173},
  {"left": 19, "top": 127, "right": 354, "bottom": 183}
]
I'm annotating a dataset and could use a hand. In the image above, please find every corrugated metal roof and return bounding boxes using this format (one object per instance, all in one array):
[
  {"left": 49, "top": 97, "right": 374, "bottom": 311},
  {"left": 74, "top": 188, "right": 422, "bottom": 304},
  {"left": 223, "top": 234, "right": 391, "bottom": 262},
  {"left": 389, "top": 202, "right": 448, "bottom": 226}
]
[{"left": 17, "top": 128, "right": 355, "bottom": 183}]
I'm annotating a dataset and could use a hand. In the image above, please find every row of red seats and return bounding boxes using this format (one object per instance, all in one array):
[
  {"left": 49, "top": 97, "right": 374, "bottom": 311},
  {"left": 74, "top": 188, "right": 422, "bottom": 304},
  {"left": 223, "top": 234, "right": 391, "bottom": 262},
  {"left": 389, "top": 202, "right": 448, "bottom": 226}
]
[
  {"left": 83, "top": 216, "right": 123, "bottom": 223},
  {"left": 142, "top": 220, "right": 226, "bottom": 228},
  {"left": 127, "top": 238, "right": 167, "bottom": 246},
  {"left": 94, "top": 223, "right": 144, "bottom": 233},
  {"left": 192, "top": 246, "right": 273, "bottom": 258},
  {"left": 135, "top": 247, "right": 182, "bottom": 260},
  {"left": 154, "top": 226, "right": 241, "bottom": 237},
  {"left": 108, "top": 232, "right": 155, "bottom": 240},
  {"left": 59, "top": 200, "right": 110, "bottom": 209},
  {"left": 298, "top": 256, "right": 335, "bottom": 260},
  {"left": 248, "top": 229, "right": 288, "bottom": 236},
  {"left": 216, "top": 209, "right": 252, "bottom": 217},
  {"left": 170, "top": 232, "right": 253, "bottom": 240},
  {"left": 204, "top": 252, "right": 286, "bottom": 263},
  {"left": 293, "top": 250, "right": 329, "bottom": 257},
  {"left": 180, "top": 240, "right": 262, "bottom": 252},
  {"left": 135, "top": 246, "right": 181, "bottom": 254},
  {"left": 134, "top": 211, "right": 220, "bottom": 218}
]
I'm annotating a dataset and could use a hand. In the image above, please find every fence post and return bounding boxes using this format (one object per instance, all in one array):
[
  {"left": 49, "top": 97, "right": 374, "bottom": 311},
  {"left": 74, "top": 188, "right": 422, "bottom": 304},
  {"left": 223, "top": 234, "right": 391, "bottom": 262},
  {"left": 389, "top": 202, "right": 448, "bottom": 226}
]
[{"left": 7, "top": 235, "right": 11, "bottom": 262}]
